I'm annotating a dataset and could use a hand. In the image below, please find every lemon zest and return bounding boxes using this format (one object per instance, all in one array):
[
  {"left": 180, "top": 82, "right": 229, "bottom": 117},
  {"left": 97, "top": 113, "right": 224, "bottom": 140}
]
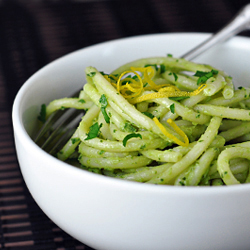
[
  {"left": 124, "top": 82, "right": 142, "bottom": 92},
  {"left": 129, "top": 83, "right": 207, "bottom": 104},
  {"left": 131, "top": 66, "right": 157, "bottom": 88},
  {"left": 103, "top": 74, "right": 118, "bottom": 88},
  {"left": 153, "top": 117, "right": 189, "bottom": 147},
  {"left": 131, "top": 66, "right": 170, "bottom": 91},
  {"left": 116, "top": 70, "right": 144, "bottom": 98},
  {"left": 167, "top": 118, "right": 189, "bottom": 146},
  {"left": 115, "top": 66, "right": 172, "bottom": 98},
  {"left": 107, "top": 66, "right": 204, "bottom": 147},
  {"left": 158, "top": 86, "right": 180, "bottom": 92},
  {"left": 110, "top": 66, "right": 207, "bottom": 103}
]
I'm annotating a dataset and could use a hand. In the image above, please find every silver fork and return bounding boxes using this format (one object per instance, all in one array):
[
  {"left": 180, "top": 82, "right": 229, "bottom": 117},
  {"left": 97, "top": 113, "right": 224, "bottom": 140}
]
[{"left": 34, "top": 4, "right": 250, "bottom": 155}]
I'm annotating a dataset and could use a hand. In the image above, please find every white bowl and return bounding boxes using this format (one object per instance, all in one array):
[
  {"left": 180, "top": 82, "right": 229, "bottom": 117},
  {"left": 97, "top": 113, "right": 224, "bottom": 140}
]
[{"left": 12, "top": 33, "right": 250, "bottom": 250}]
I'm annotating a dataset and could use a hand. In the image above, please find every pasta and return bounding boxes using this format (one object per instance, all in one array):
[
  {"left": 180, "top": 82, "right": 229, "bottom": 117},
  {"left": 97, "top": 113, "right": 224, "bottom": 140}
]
[{"left": 41, "top": 55, "right": 250, "bottom": 186}]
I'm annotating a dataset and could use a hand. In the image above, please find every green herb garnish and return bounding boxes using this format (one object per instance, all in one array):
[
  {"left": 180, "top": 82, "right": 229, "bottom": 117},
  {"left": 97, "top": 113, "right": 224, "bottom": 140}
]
[
  {"left": 87, "top": 72, "right": 96, "bottom": 77},
  {"left": 173, "top": 72, "right": 178, "bottom": 81},
  {"left": 122, "top": 133, "right": 142, "bottom": 147},
  {"left": 194, "top": 69, "right": 218, "bottom": 85},
  {"left": 142, "top": 111, "right": 155, "bottom": 119},
  {"left": 160, "top": 64, "right": 166, "bottom": 73},
  {"left": 170, "top": 103, "right": 175, "bottom": 114},
  {"left": 71, "top": 138, "right": 80, "bottom": 144},
  {"left": 145, "top": 64, "right": 158, "bottom": 71},
  {"left": 78, "top": 99, "right": 86, "bottom": 103},
  {"left": 99, "top": 94, "right": 110, "bottom": 123},
  {"left": 85, "top": 122, "right": 103, "bottom": 140}
]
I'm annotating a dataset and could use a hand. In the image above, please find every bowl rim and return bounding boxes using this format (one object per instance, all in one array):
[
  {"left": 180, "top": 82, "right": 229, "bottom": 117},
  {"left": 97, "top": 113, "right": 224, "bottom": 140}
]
[{"left": 12, "top": 32, "right": 250, "bottom": 195}]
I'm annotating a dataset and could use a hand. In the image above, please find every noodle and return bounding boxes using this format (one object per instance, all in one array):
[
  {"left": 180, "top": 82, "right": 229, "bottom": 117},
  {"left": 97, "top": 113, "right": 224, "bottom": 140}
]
[{"left": 42, "top": 56, "right": 250, "bottom": 186}]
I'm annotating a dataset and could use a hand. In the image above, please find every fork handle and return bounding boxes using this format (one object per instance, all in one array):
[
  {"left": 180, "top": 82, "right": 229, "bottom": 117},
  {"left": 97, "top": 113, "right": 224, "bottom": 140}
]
[{"left": 182, "top": 4, "right": 250, "bottom": 60}]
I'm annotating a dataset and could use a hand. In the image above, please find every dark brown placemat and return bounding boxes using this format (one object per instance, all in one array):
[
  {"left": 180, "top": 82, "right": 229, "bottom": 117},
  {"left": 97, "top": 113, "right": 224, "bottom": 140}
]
[{"left": 0, "top": 0, "right": 249, "bottom": 249}]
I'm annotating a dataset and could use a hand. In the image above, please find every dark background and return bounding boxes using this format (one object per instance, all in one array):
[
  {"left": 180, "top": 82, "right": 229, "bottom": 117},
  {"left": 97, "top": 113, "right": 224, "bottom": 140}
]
[{"left": 0, "top": 0, "right": 250, "bottom": 249}]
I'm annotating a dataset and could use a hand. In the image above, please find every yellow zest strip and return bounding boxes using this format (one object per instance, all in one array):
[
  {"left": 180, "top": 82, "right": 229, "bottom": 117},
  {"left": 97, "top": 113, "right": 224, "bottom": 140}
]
[
  {"left": 116, "top": 70, "right": 144, "bottom": 98},
  {"left": 153, "top": 117, "right": 189, "bottom": 147},
  {"left": 103, "top": 75, "right": 117, "bottom": 88},
  {"left": 115, "top": 66, "right": 171, "bottom": 98},
  {"left": 124, "top": 82, "right": 141, "bottom": 92},
  {"left": 111, "top": 66, "right": 207, "bottom": 104},
  {"left": 129, "top": 83, "right": 207, "bottom": 104},
  {"left": 131, "top": 66, "right": 170, "bottom": 91},
  {"left": 167, "top": 118, "right": 189, "bottom": 146},
  {"left": 158, "top": 86, "right": 180, "bottom": 92},
  {"left": 131, "top": 66, "right": 157, "bottom": 88}
]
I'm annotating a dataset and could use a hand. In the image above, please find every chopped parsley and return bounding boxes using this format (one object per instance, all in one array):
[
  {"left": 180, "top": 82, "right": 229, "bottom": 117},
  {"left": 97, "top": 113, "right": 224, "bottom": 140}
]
[
  {"left": 87, "top": 72, "right": 96, "bottom": 77},
  {"left": 160, "top": 64, "right": 166, "bottom": 73},
  {"left": 173, "top": 72, "right": 178, "bottom": 81},
  {"left": 85, "top": 122, "right": 102, "bottom": 140},
  {"left": 71, "top": 138, "right": 80, "bottom": 144},
  {"left": 145, "top": 64, "right": 158, "bottom": 71},
  {"left": 170, "top": 103, "right": 175, "bottom": 114},
  {"left": 144, "top": 64, "right": 166, "bottom": 73},
  {"left": 100, "top": 71, "right": 107, "bottom": 76},
  {"left": 142, "top": 111, "right": 155, "bottom": 119},
  {"left": 78, "top": 99, "right": 86, "bottom": 103},
  {"left": 99, "top": 94, "right": 110, "bottom": 123},
  {"left": 122, "top": 133, "right": 142, "bottom": 147},
  {"left": 194, "top": 69, "right": 218, "bottom": 85}
]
